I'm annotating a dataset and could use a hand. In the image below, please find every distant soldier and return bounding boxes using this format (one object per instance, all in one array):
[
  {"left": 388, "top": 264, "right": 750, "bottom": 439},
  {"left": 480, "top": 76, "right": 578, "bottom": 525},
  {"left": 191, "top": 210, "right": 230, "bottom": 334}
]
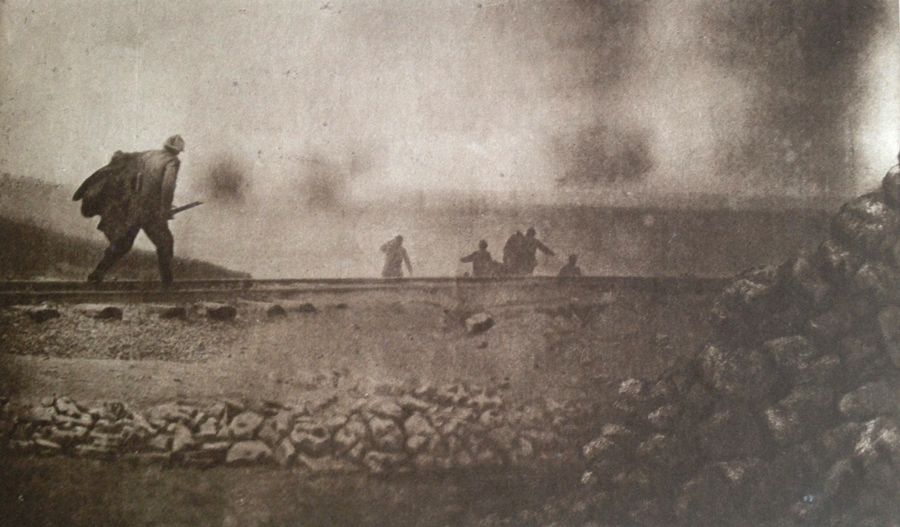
[
  {"left": 521, "top": 227, "right": 555, "bottom": 275},
  {"left": 461, "top": 240, "right": 498, "bottom": 278},
  {"left": 73, "top": 135, "right": 185, "bottom": 287},
  {"left": 558, "top": 254, "right": 583, "bottom": 278},
  {"left": 502, "top": 230, "right": 526, "bottom": 275},
  {"left": 381, "top": 235, "right": 413, "bottom": 278}
]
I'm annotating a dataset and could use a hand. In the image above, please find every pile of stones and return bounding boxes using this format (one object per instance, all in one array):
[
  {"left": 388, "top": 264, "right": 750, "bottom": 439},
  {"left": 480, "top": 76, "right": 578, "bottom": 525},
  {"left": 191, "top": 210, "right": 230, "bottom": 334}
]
[
  {"left": 0, "top": 384, "right": 595, "bottom": 475},
  {"left": 572, "top": 170, "right": 900, "bottom": 526}
]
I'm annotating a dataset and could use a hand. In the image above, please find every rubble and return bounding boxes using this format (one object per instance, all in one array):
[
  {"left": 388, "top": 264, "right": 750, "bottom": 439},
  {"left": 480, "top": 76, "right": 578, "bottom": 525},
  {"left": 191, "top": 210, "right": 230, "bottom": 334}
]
[{"left": 570, "top": 173, "right": 900, "bottom": 526}]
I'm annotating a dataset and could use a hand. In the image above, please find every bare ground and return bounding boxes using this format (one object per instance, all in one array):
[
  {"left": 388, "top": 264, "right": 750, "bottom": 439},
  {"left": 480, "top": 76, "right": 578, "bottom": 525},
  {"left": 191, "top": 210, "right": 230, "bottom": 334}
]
[{"left": 0, "top": 282, "right": 713, "bottom": 526}]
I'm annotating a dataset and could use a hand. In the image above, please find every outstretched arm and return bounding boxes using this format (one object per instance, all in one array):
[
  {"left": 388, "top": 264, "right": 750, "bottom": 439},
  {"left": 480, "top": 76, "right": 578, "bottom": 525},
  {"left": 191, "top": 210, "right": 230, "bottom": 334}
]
[
  {"left": 460, "top": 252, "right": 477, "bottom": 263},
  {"left": 403, "top": 249, "right": 413, "bottom": 275},
  {"left": 536, "top": 240, "right": 555, "bottom": 256}
]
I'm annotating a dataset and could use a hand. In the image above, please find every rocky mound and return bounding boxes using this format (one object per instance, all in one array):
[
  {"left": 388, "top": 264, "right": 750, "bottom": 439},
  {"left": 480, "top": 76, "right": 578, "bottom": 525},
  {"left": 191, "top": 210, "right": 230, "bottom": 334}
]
[{"left": 571, "top": 171, "right": 900, "bottom": 526}]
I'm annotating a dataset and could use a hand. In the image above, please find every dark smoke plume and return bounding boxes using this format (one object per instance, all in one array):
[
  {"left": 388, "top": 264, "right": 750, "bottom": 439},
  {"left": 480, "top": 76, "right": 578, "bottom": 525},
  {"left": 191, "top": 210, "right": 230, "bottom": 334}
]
[
  {"left": 556, "top": 125, "right": 654, "bottom": 186},
  {"left": 702, "top": 0, "right": 888, "bottom": 195},
  {"left": 201, "top": 154, "right": 251, "bottom": 204}
]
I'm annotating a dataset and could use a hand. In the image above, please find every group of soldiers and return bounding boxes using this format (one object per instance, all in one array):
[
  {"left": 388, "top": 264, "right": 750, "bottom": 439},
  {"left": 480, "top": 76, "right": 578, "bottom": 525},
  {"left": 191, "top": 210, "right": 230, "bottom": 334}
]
[
  {"left": 73, "top": 135, "right": 584, "bottom": 285},
  {"left": 458, "top": 228, "right": 582, "bottom": 278},
  {"left": 378, "top": 230, "right": 583, "bottom": 279}
]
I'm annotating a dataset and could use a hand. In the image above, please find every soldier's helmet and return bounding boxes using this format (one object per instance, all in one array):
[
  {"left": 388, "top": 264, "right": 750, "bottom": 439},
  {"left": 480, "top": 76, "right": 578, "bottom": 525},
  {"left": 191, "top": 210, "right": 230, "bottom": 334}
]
[
  {"left": 164, "top": 135, "right": 185, "bottom": 154},
  {"left": 479, "top": 240, "right": 488, "bottom": 250},
  {"left": 526, "top": 227, "right": 536, "bottom": 237}
]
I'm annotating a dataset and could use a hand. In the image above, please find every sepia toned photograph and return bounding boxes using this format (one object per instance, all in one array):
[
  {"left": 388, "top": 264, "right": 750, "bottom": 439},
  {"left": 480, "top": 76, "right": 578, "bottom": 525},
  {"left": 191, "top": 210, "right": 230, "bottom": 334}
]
[{"left": 1, "top": 0, "right": 899, "bottom": 525}]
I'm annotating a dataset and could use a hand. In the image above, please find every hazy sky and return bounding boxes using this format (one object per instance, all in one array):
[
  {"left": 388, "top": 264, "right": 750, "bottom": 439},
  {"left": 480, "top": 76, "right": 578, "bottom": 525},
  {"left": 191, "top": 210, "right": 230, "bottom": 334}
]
[{"left": 1, "top": 0, "right": 899, "bottom": 206}]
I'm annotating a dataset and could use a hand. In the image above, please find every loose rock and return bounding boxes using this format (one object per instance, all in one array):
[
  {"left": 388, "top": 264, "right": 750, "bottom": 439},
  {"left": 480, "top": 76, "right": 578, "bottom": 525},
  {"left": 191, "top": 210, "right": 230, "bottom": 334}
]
[{"left": 225, "top": 441, "right": 272, "bottom": 465}]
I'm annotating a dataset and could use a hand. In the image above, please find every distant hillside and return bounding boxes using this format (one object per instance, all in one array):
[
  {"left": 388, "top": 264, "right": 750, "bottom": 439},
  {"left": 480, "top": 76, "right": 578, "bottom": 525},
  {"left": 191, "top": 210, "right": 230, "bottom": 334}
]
[{"left": 0, "top": 216, "right": 251, "bottom": 281}]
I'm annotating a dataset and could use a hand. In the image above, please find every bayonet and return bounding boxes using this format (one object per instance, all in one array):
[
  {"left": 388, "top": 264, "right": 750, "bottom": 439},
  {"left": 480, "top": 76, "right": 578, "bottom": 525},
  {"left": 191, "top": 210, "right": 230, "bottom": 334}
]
[{"left": 170, "top": 201, "right": 203, "bottom": 216}]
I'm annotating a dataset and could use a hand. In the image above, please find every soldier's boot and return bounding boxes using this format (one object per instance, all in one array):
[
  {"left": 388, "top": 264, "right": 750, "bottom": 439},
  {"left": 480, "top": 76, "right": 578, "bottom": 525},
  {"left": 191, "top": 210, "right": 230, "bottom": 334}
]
[
  {"left": 145, "top": 222, "right": 175, "bottom": 289},
  {"left": 89, "top": 228, "right": 139, "bottom": 284},
  {"left": 157, "top": 246, "right": 174, "bottom": 289},
  {"left": 88, "top": 246, "right": 128, "bottom": 284}
]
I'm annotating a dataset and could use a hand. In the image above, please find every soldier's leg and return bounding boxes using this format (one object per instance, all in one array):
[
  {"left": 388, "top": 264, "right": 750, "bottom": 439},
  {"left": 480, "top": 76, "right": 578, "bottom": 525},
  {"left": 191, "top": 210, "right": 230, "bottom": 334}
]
[
  {"left": 143, "top": 221, "right": 175, "bottom": 286},
  {"left": 88, "top": 226, "right": 140, "bottom": 282}
]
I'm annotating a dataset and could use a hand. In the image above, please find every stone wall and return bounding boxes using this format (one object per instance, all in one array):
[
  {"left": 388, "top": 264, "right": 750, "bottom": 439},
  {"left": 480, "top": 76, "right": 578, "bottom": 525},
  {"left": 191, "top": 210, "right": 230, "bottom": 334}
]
[
  {"left": 574, "top": 171, "right": 900, "bottom": 526},
  {"left": 0, "top": 384, "right": 596, "bottom": 476}
]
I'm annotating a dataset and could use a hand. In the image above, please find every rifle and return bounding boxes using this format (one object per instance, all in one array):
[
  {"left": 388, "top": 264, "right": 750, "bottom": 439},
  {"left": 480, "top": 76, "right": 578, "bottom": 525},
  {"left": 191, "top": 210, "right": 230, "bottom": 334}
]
[{"left": 170, "top": 201, "right": 203, "bottom": 218}]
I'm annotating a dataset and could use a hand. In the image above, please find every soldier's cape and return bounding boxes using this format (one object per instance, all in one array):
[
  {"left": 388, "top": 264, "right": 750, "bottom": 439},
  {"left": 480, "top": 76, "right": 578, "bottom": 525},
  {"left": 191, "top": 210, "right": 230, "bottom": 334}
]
[{"left": 72, "top": 151, "right": 143, "bottom": 241}]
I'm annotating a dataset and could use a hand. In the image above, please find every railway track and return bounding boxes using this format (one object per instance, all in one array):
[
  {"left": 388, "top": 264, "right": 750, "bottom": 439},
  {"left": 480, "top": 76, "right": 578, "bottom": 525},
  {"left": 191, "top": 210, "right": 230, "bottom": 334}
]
[{"left": 0, "top": 276, "right": 731, "bottom": 306}]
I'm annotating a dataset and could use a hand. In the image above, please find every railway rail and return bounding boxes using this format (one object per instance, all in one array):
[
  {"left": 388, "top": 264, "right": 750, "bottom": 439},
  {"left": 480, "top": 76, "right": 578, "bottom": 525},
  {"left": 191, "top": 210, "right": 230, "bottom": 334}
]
[{"left": 0, "top": 276, "right": 731, "bottom": 306}]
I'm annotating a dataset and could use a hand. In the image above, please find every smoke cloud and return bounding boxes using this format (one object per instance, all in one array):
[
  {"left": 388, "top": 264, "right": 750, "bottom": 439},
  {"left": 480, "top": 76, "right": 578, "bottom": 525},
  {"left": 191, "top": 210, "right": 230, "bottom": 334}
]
[
  {"left": 555, "top": 125, "right": 654, "bottom": 186},
  {"left": 549, "top": 0, "right": 898, "bottom": 198},
  {"left": 700, "top": 0, "right": 891, "bottom": 196},
  {"left": 199, "top": 153, "right": 251, "bottom": 205},
  {"left": 0, "top": 0, "right": 897, "bottom": 278}
]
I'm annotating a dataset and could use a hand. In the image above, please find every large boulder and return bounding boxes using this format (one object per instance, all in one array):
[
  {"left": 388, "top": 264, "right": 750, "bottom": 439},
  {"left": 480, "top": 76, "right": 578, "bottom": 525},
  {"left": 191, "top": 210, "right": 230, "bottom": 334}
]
[
  {"left": 225, "top": 441, "right": 272, "bottom": 465},
  {"left": 228, "top": 412, "right": 264, "bottom": 440},
  {"left": 366, "top": 397, "right": 404, "bottom": 420},
  {"left": 814, "top": 238, "right": 863, "bottom": 284},
  {"left": 369, "top": 416, "right": 404, "bottom": 453},
  {"left": 74, "top": 304, "right": 124, "bottom": 320},
  {"left": 710, "top": 270, "right": 776, "bottom": 338},
  {"left": 146, "top": 402, "right": 194, "bottom": 426},
  {"left": 200, "top": 302, "right": 238, "bottom": 321},
  {"left": 700, "top": 344, "right": 777, "bottom": 402},
  {"left": 290, "top": 422, "right": 332, "bottom": 457},
  {"left": 854, "top": 262, "right": 900, "bottom": 307},
  {"left": 839, "top": 382, "right": 900, "bottom": 421},
  {"left": 837, "top": 336, "right": 890, "bottom": 388},
  {"left": 403, "top": 413, "right": 437, "bottom": 453},
  {"left": 853, "top": 417, "right": 900, "bottom": 468},
  {"left": 829, "top": 192, "right": 900, "bottom": 260},
  {"left": 764, "top": 385, "right": 834, "bottom": 446},
  {"left": 333, "top": 416, "right": 368, "bottom": 454},
  {"left": 807, "top": 305, "right": 856, "bottom": 347},
  {"left": 273, "top": 438, "right": 296, "bottom": 467},
  {"left": 465, "top": 313, "right": 494, "bottom": 334},
  {"left": 817, "top": 422, "right": 867, "bottom": 464},
  {"left": 776, "top": 256, "right": 834, "bottom": 311},
  {"left": 764, "top": 336, "right": 819, "bottom": 386},
  {"left": 582, "top": 435, "right": 628, "bottom": 479}
]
